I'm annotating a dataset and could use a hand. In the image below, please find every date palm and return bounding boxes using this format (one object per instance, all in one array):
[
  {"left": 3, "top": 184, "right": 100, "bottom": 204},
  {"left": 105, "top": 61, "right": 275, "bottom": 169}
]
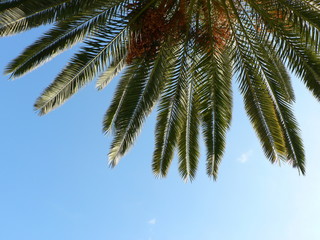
[{"left": 1, "top": 0, "right": 320, "bottom": 181}]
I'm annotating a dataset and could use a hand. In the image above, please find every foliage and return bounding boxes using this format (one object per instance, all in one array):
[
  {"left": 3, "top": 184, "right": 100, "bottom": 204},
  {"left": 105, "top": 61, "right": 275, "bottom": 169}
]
[{"left": 1, "top": 0, "right": 320, "bottom": 181}]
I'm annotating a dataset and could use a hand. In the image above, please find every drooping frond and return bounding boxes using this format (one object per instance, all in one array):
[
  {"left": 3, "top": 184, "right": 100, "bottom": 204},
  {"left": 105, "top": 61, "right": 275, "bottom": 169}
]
[
  {"left": 108, "top": 60, "right": 151, "bottom": 166},
  {"left": 226, "top": 0, "right": 305, "bottom": 172},
  {"left": 247, "top": 0, "right": 320, "bottom": 101},
  {"left": 152, "top": 43, "right": 187, "bottom": 178},
  {"left": 197, "top": 49, "right": 233, "bottom": 180},
  {"left": 196, "top": 0, "right": 233, "bottom": 180},
  {"left": 177, "top": 51, "right": 200, "bottom": 181},
  {"left": 226, "top": 0, "right": 287, "bottom": 162},
  {"left": 107, "top": 43, "right": 174, "bottom": 166},
  {"left": 96, "top": 52, "right": 126, "bottom": 90},
  {"left": 0, "top": 0, "right": 113, "bottom": 36},
  {"left": 34, "top": 20, "right": 128, "bottom": 115},
  {"left": 102, "top": 60, "right": 142, "bottom": 134},
  {"left": 5, "top": 0, "right": 127, "bottom": 78}
]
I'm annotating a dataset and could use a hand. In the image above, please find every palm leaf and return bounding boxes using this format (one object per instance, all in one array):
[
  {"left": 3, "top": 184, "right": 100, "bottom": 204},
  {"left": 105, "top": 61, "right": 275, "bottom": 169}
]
[
  {"left": 96, "top": 53, "right": 126, "bottom": 90},
  {"left": 152, "top": 44, "right": 187, "bottom": 177},
  {"left": 34, "top": 22, "right": 128, "bottom": 115},
  {"left": 107, "top": 43, "right": 173, "bottom": 166},
  {"left": 177, "top": 55, "right": 200, "bottom": 181},
  {"left": 5, "top": 1, "right": 127, "bottom": 78},
  {"left": 0, "top": 0, "right": 114, "bottom": 36}
]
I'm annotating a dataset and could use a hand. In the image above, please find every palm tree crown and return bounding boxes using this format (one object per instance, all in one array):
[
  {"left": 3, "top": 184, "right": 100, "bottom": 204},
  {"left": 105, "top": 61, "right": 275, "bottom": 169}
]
[{"left": 1, "top": 0, "right": 320, "bottom": 181}]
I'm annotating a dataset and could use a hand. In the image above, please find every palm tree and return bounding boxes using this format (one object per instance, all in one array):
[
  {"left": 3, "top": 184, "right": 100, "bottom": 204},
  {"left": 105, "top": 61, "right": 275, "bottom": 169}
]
[{"left": 1, "top": 0, "right": 319, "bottom": 181}]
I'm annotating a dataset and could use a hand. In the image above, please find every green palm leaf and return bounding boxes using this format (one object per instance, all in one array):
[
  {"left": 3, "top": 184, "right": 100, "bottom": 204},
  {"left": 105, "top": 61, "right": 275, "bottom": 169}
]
[
  {"left": 108, "top": 43, "right": 173, "bottom": 166},
  {"left": 152, "top": 43, "right": 187, "bottom": 177},
  {"left": 5, "top": 1, "right": 127, "bottom": 78},
  {"left": 34, "top": 22, "right": 128, "bottom": 115},
  {"left": 0, "top": 0, "right": 112, "bottom": 35}
]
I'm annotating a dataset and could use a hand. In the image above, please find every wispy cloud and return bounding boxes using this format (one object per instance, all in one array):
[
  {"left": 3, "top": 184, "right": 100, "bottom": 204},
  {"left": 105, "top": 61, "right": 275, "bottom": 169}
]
[
  {"left": 237, "top": 150, "right": 253, "bottom": 163},
  {"left": 148, "top": 218, "right": 156, "bottom": 225}
]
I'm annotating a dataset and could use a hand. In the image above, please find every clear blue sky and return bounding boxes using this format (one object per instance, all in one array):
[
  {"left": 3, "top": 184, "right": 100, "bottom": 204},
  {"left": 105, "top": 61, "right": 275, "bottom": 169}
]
[{"left": 1, "top": 26, "right": 320, "bottom": 240}]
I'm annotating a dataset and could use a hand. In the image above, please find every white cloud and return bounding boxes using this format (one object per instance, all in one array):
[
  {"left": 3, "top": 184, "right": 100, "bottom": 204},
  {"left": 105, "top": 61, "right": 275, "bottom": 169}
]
[
  {"left": 237, "top": 150, "right": 253, "bottom": 163},
  {"left": 148, "top": 218, "right": 156, "bottom": 225}
]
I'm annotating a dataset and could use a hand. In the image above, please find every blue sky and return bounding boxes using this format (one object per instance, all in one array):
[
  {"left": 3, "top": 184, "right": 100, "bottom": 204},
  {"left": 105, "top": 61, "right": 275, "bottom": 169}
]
[{"left": 1, "top": 27, "right": 320, "bottom": 240}]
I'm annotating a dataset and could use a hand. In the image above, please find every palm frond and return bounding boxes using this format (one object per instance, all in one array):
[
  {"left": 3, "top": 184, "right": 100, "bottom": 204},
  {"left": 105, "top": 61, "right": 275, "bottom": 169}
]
[
  {"left": 0, "top": 0, "right": 115, "bottom": 36},
  {"left": 226, "top": 0, "right": 287, "bottom": 162},
  {"left": 102, "top": 60, "right": 142, "bottom": 134},
  {"left": 196, "top": 0, "right": 233, "bottom": 180},
  {"left": 177, "top": 54, "right": 200, "bottom": 181},
  {"left": 152, "top": 43, "right": 186, "bottom": 178},
  {"left": 5, "top": 1, "right": 127, "bottom": 78},
  {"left": 108, "top": 60, "right": 151, "bottom": 166},
  {"left": 247, "top": 0, "right": 320, "bottom": 101},
  {"left": 96, "top": 53, "right": 126, "bottom": 90},
  {"left": 197, "top": 49, "right": 233, "bottom": 180},
  {"left": 34, "top": 22, "right": 128, "bottom": 115},
  {"left": 227, "top": 0, "right": 305, "bottom": 172},
  {"left": 107, "top": 43, "right": 173, "bottom": 166}
]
